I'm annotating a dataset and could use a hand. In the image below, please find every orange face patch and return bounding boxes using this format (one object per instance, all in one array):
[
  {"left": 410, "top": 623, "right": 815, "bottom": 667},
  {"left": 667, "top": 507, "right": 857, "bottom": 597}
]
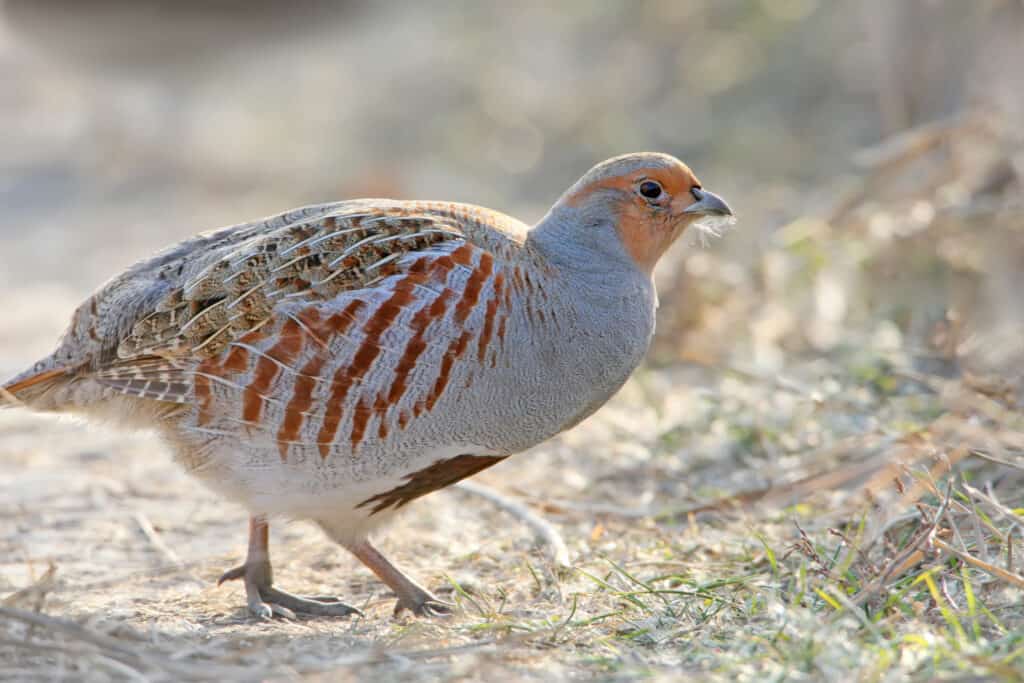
[
  {"left": 564, "top": 162, "right": 702, "bottom": 273},
  {"left": 614, "top": 203, "right": 673, "bottom": 273}
]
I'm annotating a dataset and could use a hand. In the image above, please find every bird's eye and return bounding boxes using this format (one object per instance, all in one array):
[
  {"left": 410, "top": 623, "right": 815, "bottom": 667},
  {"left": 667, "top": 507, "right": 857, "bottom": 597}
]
[{"left": 639, "top": 181, "right": 663, "bottom": 199}]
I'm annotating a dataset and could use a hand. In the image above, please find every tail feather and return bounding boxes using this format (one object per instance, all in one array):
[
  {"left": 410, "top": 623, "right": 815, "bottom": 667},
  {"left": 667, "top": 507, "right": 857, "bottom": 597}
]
[
  {"left": 4, "top": 355, "right": 192, "bottom": 410},
  {"left": 1, "top": 367, "right": 70, "bottom": 408},
  {"left": 0, "top": 385, "right": 19, "bottom": 406},
  {"left": 92, "top": 357, "right": 191, "bottom": 403}
]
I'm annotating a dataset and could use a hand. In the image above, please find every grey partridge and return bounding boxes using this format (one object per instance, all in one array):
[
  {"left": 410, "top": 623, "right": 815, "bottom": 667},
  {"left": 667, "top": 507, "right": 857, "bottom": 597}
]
[{"left": 3, "top": 153, "right": 733, "bottom": 619}]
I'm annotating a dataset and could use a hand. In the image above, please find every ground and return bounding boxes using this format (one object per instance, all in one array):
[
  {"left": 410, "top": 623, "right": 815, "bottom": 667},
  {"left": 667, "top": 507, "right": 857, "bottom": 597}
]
[{"left": 3, "top": 348, "right": 1023, "bottom": 680}]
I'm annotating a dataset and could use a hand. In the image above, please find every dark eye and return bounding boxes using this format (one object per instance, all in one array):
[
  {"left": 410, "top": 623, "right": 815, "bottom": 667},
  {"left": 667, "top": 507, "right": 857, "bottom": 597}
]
[{"left": 639, "top": 181, "right": 663, "bottom": 199}]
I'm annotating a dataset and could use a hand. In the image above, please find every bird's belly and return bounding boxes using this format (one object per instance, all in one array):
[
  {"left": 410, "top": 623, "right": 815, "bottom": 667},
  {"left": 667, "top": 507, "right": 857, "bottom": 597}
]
[{"left": 173, "top": 425, "right": 500, "bottom": 525}]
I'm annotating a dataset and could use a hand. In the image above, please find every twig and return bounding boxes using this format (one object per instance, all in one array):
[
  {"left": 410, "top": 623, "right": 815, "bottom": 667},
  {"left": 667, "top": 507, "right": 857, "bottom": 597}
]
[
  {"left": 132, "top": 511, "right": 182, "bottom": 566},
  {"left": 0, "top": 607, "right": 242, "bottom": 679},
  {"left": 968, "top": 449, "right": 1024, "bottom": 472},
  {"left": 931, "top": 538, "right": 1024, "bottom": 590},
  {"left": 454, "top": 481, "right": 570, "bottom": 569},
  {"left": 2, "top": 563, "right": 57, "bottom": 609}
]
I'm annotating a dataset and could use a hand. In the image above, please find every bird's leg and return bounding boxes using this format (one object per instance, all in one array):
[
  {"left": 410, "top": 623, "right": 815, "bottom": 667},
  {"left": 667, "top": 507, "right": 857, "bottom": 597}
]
[
  {"left": 346, "top": 540, "right": 453, "bottom": 617},
  {"left": 218, "top": 515, "right": 362, "bottom": 620}
]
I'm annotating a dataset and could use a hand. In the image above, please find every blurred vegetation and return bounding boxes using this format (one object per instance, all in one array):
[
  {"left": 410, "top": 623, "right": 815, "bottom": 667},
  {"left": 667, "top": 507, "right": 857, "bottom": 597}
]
[{"left": 2, "top": 1, "right": 1022, "bottom": 382}]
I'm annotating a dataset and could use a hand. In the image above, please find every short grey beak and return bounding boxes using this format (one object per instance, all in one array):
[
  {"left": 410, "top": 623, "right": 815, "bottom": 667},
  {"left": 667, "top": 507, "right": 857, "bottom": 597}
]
[{"left": 682, "top": 187, "right": 733, "bottom": 216}]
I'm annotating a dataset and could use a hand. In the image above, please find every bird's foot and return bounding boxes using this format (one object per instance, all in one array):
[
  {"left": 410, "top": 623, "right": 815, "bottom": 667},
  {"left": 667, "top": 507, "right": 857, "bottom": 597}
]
[
  {"left": 344, "top": 539, "right": 454, "bottom": 618},
  {"left": 217, "top": 562, "right": 362, "bottom": 620}
]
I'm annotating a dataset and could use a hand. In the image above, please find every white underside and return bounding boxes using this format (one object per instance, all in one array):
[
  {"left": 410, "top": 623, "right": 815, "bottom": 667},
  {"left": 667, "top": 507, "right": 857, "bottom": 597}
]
[{"left": 181, "top": 441, "right": 495, "bottom": 545}]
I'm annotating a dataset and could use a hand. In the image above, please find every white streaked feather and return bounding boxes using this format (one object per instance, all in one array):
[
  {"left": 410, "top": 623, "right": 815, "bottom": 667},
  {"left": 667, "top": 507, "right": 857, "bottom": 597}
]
[
  {"left": 324, "top": 233, "right": 387, "bottom": 269},
  {"left": 277, "top": 224, "right": 367, "bottom": 258}
]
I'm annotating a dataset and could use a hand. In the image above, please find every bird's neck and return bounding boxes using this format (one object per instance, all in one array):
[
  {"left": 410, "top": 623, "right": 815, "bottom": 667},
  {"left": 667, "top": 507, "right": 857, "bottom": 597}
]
[
  {"left": 528, "top": 205, "right": 647, "bottom": 283},
  {"left": 515, "top": 209, "right": 658, "bottom": 428}
]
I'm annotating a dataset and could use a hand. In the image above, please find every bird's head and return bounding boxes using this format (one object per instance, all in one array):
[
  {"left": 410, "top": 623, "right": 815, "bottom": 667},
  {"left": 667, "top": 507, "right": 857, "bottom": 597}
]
[{"left": 543, "top": 152, "right": 734, "bottom": 274}]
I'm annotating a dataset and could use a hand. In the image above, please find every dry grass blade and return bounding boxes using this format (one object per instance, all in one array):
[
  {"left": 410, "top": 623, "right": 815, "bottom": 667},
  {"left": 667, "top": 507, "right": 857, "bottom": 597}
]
[
  {"left": 932, "top": 538, "right": 1024, "bottom": 591},
  {"left": 962, "top": 482, "right": 1024, "bottom": 524},
  {"left": 847, "top": 480, "right": 955, "bottom": 608}
]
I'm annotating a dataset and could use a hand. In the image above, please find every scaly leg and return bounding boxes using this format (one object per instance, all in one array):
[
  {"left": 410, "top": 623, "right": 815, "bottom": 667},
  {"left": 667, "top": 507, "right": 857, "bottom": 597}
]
[
  {"left": 218, "top": 515, "right": 362, "bottom": 620},
  {"left": 346, "top": 540, "right": 453, "bottom": 617}
]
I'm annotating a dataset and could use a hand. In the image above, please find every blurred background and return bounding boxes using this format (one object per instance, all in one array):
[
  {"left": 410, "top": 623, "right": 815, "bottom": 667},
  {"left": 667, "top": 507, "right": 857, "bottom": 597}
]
[
  {"left": 1, "top": 0, "right": 1023, "bottom": 395},
  {"left": 2, "top": 4, "right": 1024, "bottom": 677}
]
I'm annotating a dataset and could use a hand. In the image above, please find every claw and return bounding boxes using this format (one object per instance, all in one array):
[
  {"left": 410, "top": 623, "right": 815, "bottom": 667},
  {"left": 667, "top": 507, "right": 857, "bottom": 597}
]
[
  {"left": 268, "top": 602, "right": 297, "bottom": 620},
  {"left": 421, "top": 600, "right": 455, "bottom": 618},
  {"left": 248, "top": 598, "right": 275, "bottom": 621},
  {"left": 394, "top": 595, "right": 454, "bottom": 618},
  {"left": 217, "top": 565, "right": 247, "bottom": 586}
]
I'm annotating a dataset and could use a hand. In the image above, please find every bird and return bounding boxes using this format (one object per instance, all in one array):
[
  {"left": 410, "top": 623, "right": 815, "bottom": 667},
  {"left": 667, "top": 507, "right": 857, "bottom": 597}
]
[{"left": 2, "top": 152, "right": 733, "bottom": 620}]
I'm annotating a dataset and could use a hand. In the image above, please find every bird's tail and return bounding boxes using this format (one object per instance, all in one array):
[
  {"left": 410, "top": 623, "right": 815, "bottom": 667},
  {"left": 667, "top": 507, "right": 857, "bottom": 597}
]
[{"left": 1, "top": 366, "right": 70, "bottom": 409}]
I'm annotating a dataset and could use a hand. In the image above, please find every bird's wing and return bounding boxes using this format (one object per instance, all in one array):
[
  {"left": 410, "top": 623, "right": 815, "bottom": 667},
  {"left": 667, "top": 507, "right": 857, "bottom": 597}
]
[{"left": 92, "top": 204, "right": 470, "bottom": 403}]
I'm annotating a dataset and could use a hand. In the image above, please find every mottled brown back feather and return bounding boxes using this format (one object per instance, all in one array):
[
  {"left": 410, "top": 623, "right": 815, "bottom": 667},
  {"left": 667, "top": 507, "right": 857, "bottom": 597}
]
[{"left": 86, "top": 206, "right": 465, "bottom": 404}]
